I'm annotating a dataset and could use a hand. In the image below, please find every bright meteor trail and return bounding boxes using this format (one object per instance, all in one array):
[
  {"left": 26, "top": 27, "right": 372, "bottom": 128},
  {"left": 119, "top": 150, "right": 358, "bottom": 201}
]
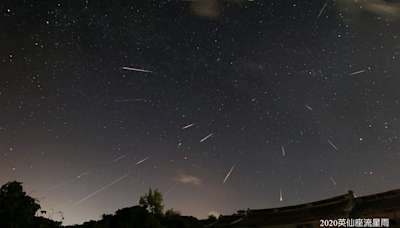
[
  {"left": 134, "top": 156, "right": 149, "bottom": 166},
  {"left": 200, "top": 133, "right": 214, "bottom": 142},
  {"left": 327, "top": 139, "right": 338, "bottom": 150},
  {"left": 316, "top": 2, "right": 328, "bottom": 21},
  {"left": 330, "top": 176, "right": 337, "bottom": 185},
  {"left": 72, "top": 172, "right": 131, "bottom": 207},
  {"left": 349, "top": 70, "right": 365, "bottom": 75},
  {"left": 182, "top": 123, "right": 196, "bottom": 129},
  {"left": 223, "top": 163, "right": 236, "bottom": 183},
  {"left": 115, "top": 99, "right": 144, "bottom": 102},
  {"left": 112, "top": 155, "right": 126, "bottom": 162},
  {"left": 46, "top": 169, "right": 94, "bottom": 191},
  {"left": 121, "top": 67, "right": 155, "bottom": 73}
]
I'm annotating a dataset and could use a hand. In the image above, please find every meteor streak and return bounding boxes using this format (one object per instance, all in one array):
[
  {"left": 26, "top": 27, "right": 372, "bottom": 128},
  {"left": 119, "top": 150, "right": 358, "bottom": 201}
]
[
  {"left": 316, "top": 2, "right": 328, "bottom": 21},
  {"left": 46, "top": 180, "right": 72, "bottom": 192},
  {"left": 164, "top": 184, "right": 177, "bottom": 197},
  {"left": 349, "top": 70, "right": 365, "bottom": 75},
  {"left": 200, "top": 133, "right": 214, "bottom": 142},
  {"left": 77, "top": 169, "right": 94, "bottom": 178},
  {"left": 46, "top": 169, "right": 94, "bottom": 191},
  {"left": 327, "top": 139, "right": 338, "bottom": 150},
  {"left": 72, "top": 172, "right": 131, "bottom": 207},
  {"left": 280, "top": 188, "right": 282, "bottom": 201},
  {"left": 305, "top": 105, "right": 313, "bottom": 110},
  {"left": 135, "top": 156, "right": 149, "bottom": 165},
  {"left": 330, "top": 176, "right": 337, "bottom": 185},
  {"left": 112, "top": 155, "right": 126, "bottom": 162},
  {"left": 121, "top": 67, "right": 155, "bottom": 73},
  {"left": 115, "top": 99, "right": 144, "bottom": 102},
  {"left": 282, "top": 146, "right": 285, "bottom": 156},
  {"left": 182, "top": 123, "right": 196, "bottom": 129},
  {"left": 223, "top": 163, "right": 236, "bottom": 183}
]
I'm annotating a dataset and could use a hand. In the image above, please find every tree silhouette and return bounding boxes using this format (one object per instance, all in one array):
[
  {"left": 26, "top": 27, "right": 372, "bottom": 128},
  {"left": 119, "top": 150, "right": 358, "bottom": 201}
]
[
  {"left": 0, "top": 181, "right": 61, "bottom": 228},
  {"left": 139, "top": 188, "right": 164, "bottom": 215},
  {"left": 165, "top": 208, "right": 181, "bottom": 217},
  {"left": 114, "top": 206, "right": 162, "bottom": 228},
  {"left": 0, "top": 181, "right": 41, "bottom": 227}
]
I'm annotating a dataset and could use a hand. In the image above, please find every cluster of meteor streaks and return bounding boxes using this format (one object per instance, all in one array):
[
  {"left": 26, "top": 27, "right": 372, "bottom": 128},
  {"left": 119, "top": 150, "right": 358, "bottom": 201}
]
[
  {"left": 222, "top": 163, "right": 237, "bottom": 183},
  {"left": 73, "top": 156, "right": 150, "bottom": 207}
]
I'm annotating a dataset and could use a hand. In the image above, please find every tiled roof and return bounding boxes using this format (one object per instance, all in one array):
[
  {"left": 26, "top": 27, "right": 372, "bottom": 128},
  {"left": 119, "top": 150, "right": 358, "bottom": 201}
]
[
  {"left": 209, "top": 188, "right": 400, "bottom": 228},
  {"left": 233, "top": 196, "right": 351, "bottom": 226},
  {"left": 351, "top": 189, "right": 400, "bottom": 216}
]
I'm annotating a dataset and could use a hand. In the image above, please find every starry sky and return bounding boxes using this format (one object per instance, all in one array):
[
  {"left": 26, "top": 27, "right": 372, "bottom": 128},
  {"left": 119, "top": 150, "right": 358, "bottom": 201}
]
[{"left": 1, "top": 0, "right": 400, "bottom": 225}]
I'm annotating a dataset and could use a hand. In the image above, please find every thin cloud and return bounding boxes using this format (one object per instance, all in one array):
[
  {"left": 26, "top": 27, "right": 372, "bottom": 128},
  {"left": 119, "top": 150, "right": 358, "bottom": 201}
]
[{"left": 175, "top": 170, "right": 202, "bottom": 185}]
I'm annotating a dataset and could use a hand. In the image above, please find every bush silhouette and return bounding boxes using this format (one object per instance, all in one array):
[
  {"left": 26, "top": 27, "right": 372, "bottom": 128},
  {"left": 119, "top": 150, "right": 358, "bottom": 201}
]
[{"left": 0, "top": 181, "right": 61, "bottom": 228}]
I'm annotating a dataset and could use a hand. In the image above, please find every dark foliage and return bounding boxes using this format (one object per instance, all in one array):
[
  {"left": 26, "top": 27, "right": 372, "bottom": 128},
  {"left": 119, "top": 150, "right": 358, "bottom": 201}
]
[
  {"left": 0, "top": 181, "right": 206, "bottom": 228},
  {"left": 67, "top": 205, "right": 206, "bottom": 228},
  {"left": 0, "top": 181, "right": 61, "bottom": 228},
  {"left": 139, "top": 188, "right": 164, "bottom": 215},
  {"left": 200, "top": 215, "right": 218, "bottom": 226}
]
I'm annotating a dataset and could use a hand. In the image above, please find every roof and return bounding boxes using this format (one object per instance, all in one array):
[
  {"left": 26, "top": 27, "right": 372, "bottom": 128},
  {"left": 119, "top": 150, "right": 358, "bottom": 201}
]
[
  {"left": 351, "top": 189, "right": 400, "bottom": 216},
  {"left": 233, "top": 194, "right": 352, "bottom": 227},
  {"left": 209, "top": 188, "right": 400, "bottom": 228}
]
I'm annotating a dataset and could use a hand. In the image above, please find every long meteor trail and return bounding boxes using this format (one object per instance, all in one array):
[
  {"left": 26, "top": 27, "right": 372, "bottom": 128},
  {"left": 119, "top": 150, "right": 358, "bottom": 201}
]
[
  {"left": 72, "top": 172, "right": 131, "bottom": 207},
  {"left": 349, "top": 70, "right": 365, "bottom": 75},
  {"left": 115, "top": 99, "right": 144, "bottom": 102},
  {"left": 46, "top": 169, "right": 94, "bottom": 191},
  {"left": 330, "top": 176, "right": 337, "bottom": 185},
  {"left": 121, "top": 67, "right": 155, "bottom": 73},
  {"left": 327, "top": 139, "right": 338, "bottom": 150},
  {"left": 223, "top": 163, "right": 236, "bottom": 183},
  {"left": 316, "top": 2, "right": 328, "bottom": 21},
  {"left": 164, "top": 184, "right": 177, "bottom": 197},
  {"left": 200, "top": 133, "right": 214, "bottom": 142},
  {"left": 134, "top": 156, "right": 149, "bottom": 166},
  {"left": 112, "top": 155, "right": 127, "bottom": 162},
  {"left": 182, "top": 123, "right": 196, "bottom": 129},
  {"left": 46, "top": 180, "right": 73, "bottom": 192}
]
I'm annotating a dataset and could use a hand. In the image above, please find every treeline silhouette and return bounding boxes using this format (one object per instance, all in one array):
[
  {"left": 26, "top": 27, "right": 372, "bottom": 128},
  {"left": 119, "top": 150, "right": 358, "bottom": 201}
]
[{"left": 0, "top": 181, "right": 217, "bottom": 228}]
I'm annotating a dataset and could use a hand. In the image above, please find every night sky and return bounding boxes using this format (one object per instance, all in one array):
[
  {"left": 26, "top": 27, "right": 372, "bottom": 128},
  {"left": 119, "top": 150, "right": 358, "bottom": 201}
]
[{"left": 1, "top": 0, "right": 400, "bottom": 225}]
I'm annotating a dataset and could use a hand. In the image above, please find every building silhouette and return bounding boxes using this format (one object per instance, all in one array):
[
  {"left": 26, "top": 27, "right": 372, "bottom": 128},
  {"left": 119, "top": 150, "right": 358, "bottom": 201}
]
[{"left": 208, "top": 189, "right": 400, "bottom": 228}]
